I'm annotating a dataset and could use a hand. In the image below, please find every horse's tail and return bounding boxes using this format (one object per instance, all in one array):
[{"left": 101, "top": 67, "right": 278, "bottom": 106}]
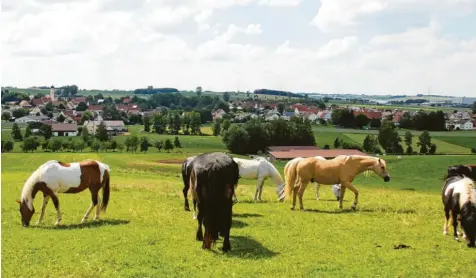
[
  {"left": 284, "top": 160, "right": 299, "bottom": 199},
  {"left": 101, "top": 168, "right": 110, "bottom": 212}
]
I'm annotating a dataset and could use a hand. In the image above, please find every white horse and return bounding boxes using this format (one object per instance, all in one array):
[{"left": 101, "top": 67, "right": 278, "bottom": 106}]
[
  {"left": 280, "top": 156, "right": 341, "bottom": 202},
  {"left": 233, "top": 157, "right": 285, "bottom": 201}
]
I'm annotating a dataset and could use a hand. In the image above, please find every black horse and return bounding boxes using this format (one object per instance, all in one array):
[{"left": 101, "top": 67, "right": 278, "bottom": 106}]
[
  {"left": 189, "top": 152, "right": 240, "bottom": 252},
  {"left": 445, "top": 164, "right": 476, "bottom": 181}
]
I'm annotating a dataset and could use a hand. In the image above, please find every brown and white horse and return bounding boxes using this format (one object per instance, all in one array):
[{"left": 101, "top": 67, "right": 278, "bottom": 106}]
[
  {"left": 17, "top": 159, "right": 111, "bottom": 227},
  {"left": 283, "top": 155, "right": 390, "bottom": 211}
]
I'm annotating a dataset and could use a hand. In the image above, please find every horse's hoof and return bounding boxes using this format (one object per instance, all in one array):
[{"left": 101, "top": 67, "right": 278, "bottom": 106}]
[
  {"left": 290, "top": 207, "right": 295, "bottom": 211},
  {"left": 443, "top": 231, "right": 448, "bottom": 235},
  {"left": 193, "top": 215, "right": 197, "bottom": 220},
  {"left": 351, "top": 206, "right": 356, "bottom": 211},
  {"left": 185, "top": 207, "right": 190, "bottom": 212},
  {"left": 455, "top": 237, "right": 460, "bottom": 241}
]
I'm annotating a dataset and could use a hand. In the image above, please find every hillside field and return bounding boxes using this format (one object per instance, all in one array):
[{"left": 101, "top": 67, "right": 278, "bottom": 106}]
[{"left": 2, "top": 151, "right": 476, "bottom": 277}]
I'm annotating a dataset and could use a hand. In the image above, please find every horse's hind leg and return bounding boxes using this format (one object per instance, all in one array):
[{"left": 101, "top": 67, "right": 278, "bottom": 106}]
[
  {"left": 82, "top": 187, "right": 99, "bottom": 223},
  {"left": 298, "top": 181, "right": 309, "bottom": 211},
  {"left": 451, "top": 210, "right": 459, "bottom": 241},
  {"left": 36, "top": 194, "right": 50, "bottom": 225},
  {"left": 291, "top": 187, "right": 298, "bottom": 210},
  {"left": 183, "top": 184, "right": 190, "bottom": 211},
  {"left": 443, "top": 207, "right": 451, "bottom": 235},
  {"left": 338, "top": 186, "right": 347, "bottom": 209}
]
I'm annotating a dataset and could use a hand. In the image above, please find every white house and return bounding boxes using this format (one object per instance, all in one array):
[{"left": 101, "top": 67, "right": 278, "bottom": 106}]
[
  {"left": 15, "top": 115, "right": 49, "bottom": 124},
  {"left": 446, "top": 120, "right": 474, "bottom": 131},
  {"left": 51, "top": 123, "right": 78, "bottom": 136}
]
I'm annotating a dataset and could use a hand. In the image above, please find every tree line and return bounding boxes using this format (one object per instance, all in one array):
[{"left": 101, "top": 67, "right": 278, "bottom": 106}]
[{"left": 221, "top": 117, "right": 315, "bottom": 154}]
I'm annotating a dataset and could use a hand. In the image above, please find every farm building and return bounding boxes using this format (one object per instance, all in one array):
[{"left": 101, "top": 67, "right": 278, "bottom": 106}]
[
  {"left": 52, "top": 123, "right": 78, "bottom": 137},
  {"left": 14, "top": 115, "right": 50, "bottom": 124},
  {"left": 83, "top": 120, "right": 127, "bottom": 135},
  {"left": 267, "top": 146, "right": 320, "bottom": 152},
  {"left": 268, "top": 149, "right": 368, "bottom": 161}
]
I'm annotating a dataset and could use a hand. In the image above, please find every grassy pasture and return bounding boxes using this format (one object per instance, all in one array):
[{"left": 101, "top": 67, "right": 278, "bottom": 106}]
[{"left": 2, "top": 153, "right": 476, "bottom": 277}]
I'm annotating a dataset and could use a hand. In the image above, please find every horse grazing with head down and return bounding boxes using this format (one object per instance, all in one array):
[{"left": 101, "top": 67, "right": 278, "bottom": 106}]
[
  {"left": 17, "top": 160, "right": 111, "bottom": 227},
  {"left": 232, "top": 157, "right": 284, "bottom": 202},
  {"left": 283, "top": 155, "right": 390, "bottom": 211},
  {"left": 189, "top": 152, "right": 240, "bottom": 252},
  {"left": 442, "top": 175, "right": 476, "bottom": 247},
  {"left": 280, "top": 156, "right": 341, "bottom": 202}
]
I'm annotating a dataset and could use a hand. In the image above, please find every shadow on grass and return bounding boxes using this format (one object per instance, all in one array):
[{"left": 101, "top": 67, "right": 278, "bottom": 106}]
[
  {"left": 233, "top": 213, "right": 263, "bottom": 218},
  {"left": 304, "top": 207, "right": 416, "bottom": 214},
  {"left": 232, "top": 219, "right": 248, "bottom": 228},
  {"left": 31, "top": 219, "right": 130, "bottom": 230},
  {"left": 227, "top": 236, "right": 279, "bottom": 259},
  {"left": 234, "top": 199, "right": 274, "bottom": 204}
]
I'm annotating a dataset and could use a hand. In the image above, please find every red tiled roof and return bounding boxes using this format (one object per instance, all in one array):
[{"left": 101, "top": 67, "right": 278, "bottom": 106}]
[
  {"left": 51, "top": 123, "right": 77, "bottom": 132},
  {"left": 269, "top": 149, "right": 368, "bottom": 159},
  {"left": 31, "top": 98, "right": 45, "bottom": 106},
  {"left": 267, "top": 146, "right": 320, "bottom": 151},
  {"left": 353, "top": 111, "right": 382, "bottom": 119},
  {"left": 88, "top": 105, "right": 104, "bottom": 111}
]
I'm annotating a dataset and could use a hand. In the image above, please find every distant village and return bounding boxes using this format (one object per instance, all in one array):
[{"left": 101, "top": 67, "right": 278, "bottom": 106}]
[{"left": 2, "top": 86, "right": 476, "bottom": 139}]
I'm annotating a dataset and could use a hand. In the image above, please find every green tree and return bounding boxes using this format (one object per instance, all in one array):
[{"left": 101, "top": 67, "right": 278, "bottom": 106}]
[
  {"left": 212, "top": 120, "right": 221, "bottom": 136},
  {"left": 22, "top": 137, "right": 40, "bottom": 152},
  {"left": 81, "top": 111, "right": 93, "bottom": 123},
  {"left": 2, "top": 140, "right": 14, "bottom": 152},
  {"left": 378, "top": 121, "right": 403, "bottom": 154},
  {"left": 221, "top": 119, "right": 231, "bottom": 132},
  {"left": 109, "top": 139, "right": 117, "bottom": 151},
  {"left": 41, "top": 139, "right": 50, "bottom": 151},
  {"left": 318, "top": 102, "right": 326, "bottom": 110},
  {"left": 2, "top": 111, "right": 11, "bottom": 121},
  {"left": 140, "top": 136, "right": 149, "bottom": 153},
  {"left": 174, "top": 136, "right": 182, "bottom": 148},
  {"left": 12, "top": 108, "right": 27, "bottom": 118},
  {"left": 11, "top": 123, "right": 23, "bottom": 141},
  {"left": 24, "top": 126, "right": 32, "bottom": 138},
  {"left": 223, "top": 92, "right": 230, "bottom": 102},
  {"left": 91, "top": 140, "right": 101, "bottom": 153},
  {"left": 56, "top": 114, "right": 66, "bottom": 123},
  {"left": 417, "top": 130, "right": 432, "bottom": 154},
  {"left": 355, "top": 114, "right": 370, "bottom": 129},
  {"left": 49, "top": 139, "right": 62, "bottom": 152},
  {"left": 144, "top": 116, "right": 151, "bottom": 132},
  {"left": 164, "top": 138, "right": 174, "bottom": 152},
  {"left": 96, "top": 121, "right": 109, "bottom": 142},
  {"left": 334, "top": 137, "right": 342, "bottom": 148},
  {"left": 117, "top": 143, "right": 125, "bottom": 152},
  {"left": 82, "top": 126, "right": 91, "bottom": 143},
  {"left": 472, "top": 101, "right": 476, "bottom": 114},
  {"left": 100, "top": 141, "right": 110, "bottom": 152},
  {"left": 362, "top": 134, "right": 380, "bottom": 153},
  {"left": 154, "top": 141, "right": 163, "bottom": 152},
  {"left": 196, "top": 86, "right": 202, "bottom": 97},
  {"left": 76, "top": 102, "right": 88, "bottom": 111},
  {"left": 40, "top": 124, "right": 53, "bottom": 140},
  {"left": 404, "top": 131, "right": 413, "bottom": 147},
  {"left": 277, "top": 103, "right": 285, "bottom": 115},
  {"left": 76, "top": 140, "right": 86, "bottom": 152},
  {"left": 429, "top": 143, "right": 437, "bottom": 154},
  {"left": 222, "top": 125, "right": 250, "bottom": 155}
]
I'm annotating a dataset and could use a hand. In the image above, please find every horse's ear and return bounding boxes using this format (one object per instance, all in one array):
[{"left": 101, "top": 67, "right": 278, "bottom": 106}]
[
  {"left": 16, "top": 199, "right": 21, "bottom": 204},
  {"left": 378, "top": 158, "right": 381, "bottom": 164}
]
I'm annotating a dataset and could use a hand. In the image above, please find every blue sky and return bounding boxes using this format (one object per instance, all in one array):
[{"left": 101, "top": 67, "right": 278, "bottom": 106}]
[{"left": 2, "top": 0, "right": 476, "bottom": 97}]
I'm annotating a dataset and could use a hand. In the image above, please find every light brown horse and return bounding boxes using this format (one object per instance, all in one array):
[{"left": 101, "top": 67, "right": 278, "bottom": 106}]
[{"left": 283, "top": 155, "right": 391, "bottom": 211}]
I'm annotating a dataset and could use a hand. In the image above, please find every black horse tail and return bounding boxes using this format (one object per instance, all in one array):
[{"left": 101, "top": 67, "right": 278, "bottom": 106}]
[{"left": 101, "top": 170, "right": 110, "bottom": 212}]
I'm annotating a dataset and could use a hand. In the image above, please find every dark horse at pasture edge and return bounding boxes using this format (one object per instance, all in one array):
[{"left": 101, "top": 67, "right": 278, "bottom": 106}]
[{"left": 189, "top": 152, "right": 240, "bottom": 252}]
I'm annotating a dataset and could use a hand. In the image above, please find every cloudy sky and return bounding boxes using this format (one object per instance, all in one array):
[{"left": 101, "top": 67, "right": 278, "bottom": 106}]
[{"left": 2, "top": 0, "right": 476, "bottom": 96}]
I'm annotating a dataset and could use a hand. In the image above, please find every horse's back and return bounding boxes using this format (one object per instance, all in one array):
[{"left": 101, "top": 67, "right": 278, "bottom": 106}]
[{"left": 42, "top": 162, "right": 82, "bottom": 189}]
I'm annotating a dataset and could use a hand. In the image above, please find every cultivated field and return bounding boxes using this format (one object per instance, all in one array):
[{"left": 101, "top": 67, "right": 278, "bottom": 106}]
[{"left": 2, "top": 151, "right": 476, "bottom": 277}]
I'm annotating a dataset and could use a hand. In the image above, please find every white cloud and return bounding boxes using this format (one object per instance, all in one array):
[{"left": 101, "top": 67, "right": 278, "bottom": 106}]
[
  {"left": 1, "top": 0, "right": 476, "bottom": 96},
  {"left": 311, "top": 0, "right": 476, "bottom": 33},
  {"left": 258, "top": 0, "right": 302, "bottom": 7}
]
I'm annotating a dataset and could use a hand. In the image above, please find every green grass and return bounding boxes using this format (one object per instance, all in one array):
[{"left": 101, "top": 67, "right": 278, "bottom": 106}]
[
  {"left": 434, "top": 136, "right": 476, "bottom": 149},
  {"left": 2, "top": 153, "right": 476, "bottom": 277}
]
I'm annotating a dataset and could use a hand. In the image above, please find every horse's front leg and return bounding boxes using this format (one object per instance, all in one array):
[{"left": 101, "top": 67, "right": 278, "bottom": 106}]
[
  {"left": 443, "top": 207, "right": 451, "bottom": 235},
  {"left": 343, "top": 182, "right": 359, "bottom": 211},
  {"left": 254, "top": 177, "right": 265, "bottom": 202},
  {"left": 50, "top": 192, "right": 62, "bottom": 226},
  {"left": 36, "top": 194, "right": 50, "bottom": 225}
]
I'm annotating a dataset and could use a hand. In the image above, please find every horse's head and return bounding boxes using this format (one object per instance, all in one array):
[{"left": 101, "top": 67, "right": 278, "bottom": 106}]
[
  {"left": 16, "top": 199, "right": 34, "bottom": 227},
  {"left": 371, "top": 158, "right": 390, "bottom": 182}
]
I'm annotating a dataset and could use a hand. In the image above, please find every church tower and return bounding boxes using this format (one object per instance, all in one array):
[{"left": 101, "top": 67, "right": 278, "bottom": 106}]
[{"left": 50, "top": 85, "right": 55, "bottom": 101}]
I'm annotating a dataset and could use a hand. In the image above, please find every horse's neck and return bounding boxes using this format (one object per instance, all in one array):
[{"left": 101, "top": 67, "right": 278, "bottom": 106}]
[
  {"left": 353, "top": 157, "right": 377, "bottom": 174},
  {"left": 265, "top": 162, "right": 283, "bottom": 185}
]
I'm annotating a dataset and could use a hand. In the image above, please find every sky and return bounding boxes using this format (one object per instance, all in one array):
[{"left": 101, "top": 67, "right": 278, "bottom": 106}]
[{"left": 2, "top": 0, "right": 476, "bottom": 97}]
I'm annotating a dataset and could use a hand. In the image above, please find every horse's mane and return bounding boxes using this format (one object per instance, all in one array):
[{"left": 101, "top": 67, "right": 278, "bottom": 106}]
[{"left": 21, "top": 168, "right": 42, "bottom": 210}]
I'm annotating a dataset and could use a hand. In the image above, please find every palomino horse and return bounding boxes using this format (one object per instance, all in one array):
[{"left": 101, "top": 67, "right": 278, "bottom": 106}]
[
  {"left": 442, "top": 175, "right": 476, "bottom": 247},
  {"left": 280, "top": 156, "right": 341, "bottom": 202},
  {"left": 284, "top": 155, "right": 390, "bottom": 211},
  {"left": 232, "top": 157, "right": 284, "bottom": 202},
  {"left": 17, "top": 160, "right": 111, "bottom": 227}
]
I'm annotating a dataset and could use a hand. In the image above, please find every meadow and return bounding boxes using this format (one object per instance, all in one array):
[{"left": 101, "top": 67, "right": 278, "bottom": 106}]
[{"left": 2, "top": 150, "right": 476, "bottom": 277}]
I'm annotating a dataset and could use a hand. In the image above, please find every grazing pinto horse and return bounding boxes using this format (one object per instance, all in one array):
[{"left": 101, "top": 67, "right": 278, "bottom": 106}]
[
  {"left": 189, "top": 152, "right": 240, "bottom": 252},
  {"left": 280, "top": 156, "right": 341, "bottom": 202},
  {"left": 232, "top": 157, "right": 284, "bottom": 202},
  {"left": 442, "top": 176, "right": 476, "bottom": 247},
  {"left": 17, "top": 160, "right": 110, "bottom": 227},
  {"left": 284, "top": 155, "right": 390, "bottom": 211}
]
